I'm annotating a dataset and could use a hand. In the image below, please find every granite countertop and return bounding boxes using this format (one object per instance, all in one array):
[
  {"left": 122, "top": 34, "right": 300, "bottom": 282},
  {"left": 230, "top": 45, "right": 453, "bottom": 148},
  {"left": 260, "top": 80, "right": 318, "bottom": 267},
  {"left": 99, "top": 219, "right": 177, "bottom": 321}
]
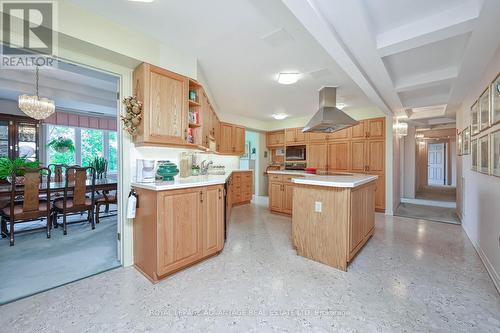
[
  {"left": 267, "top": 170, "right": 378, "bottom": 188},
  {"left": 131, "top": 169, "right": 252, "bottom": 191}
]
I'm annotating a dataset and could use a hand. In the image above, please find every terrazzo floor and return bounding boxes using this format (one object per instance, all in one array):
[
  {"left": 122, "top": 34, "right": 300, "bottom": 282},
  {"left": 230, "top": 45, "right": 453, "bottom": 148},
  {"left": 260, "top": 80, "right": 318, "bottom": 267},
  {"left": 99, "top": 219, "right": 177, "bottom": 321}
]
[{"left": 0, "top": 197, "right": 499, "bottom": 332}]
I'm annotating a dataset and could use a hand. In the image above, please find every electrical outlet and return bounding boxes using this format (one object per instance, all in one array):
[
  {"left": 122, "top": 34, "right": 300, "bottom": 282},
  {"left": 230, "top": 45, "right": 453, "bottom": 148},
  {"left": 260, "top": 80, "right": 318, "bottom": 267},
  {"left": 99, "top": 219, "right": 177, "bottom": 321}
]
[{"left": 315, "top": 201, "right": 322, "bottom": 213}]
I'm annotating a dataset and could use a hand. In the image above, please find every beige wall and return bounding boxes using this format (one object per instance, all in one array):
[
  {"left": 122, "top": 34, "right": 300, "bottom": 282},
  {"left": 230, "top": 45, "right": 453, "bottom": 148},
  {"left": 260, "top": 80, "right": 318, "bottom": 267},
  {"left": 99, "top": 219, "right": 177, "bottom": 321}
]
[{"left": 456, "top": 48, "right": 500, "bottom": 292}]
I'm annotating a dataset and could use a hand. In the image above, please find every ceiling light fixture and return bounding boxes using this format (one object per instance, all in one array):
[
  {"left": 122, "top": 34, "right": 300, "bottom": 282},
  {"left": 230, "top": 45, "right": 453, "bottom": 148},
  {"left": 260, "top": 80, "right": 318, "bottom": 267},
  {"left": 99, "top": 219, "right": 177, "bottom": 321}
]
[
  {"left": 128, "top": 0, "right": 155, "bottom": 2},
  {"left": 18, "top": 66, "right": 55, "bottom": 120},
  {"left": 277, "top": 72, "right": 300, "bottom": 85},
  {"left": 271, "top": 113, "right": 288, "bottom": 120},
  {"left": 336, "top": 103, "right": 346, "bottom": 110}
]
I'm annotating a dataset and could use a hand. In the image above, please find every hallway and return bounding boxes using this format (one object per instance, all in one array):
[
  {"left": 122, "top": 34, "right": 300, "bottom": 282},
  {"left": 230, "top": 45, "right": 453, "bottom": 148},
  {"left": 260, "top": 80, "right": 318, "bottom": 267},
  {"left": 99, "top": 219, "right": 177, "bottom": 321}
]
[
  {"left": 1, "top": 198, "right": 498, "bottom": 332},
  {"left": 416, "top": 185, "right": 456, "bottom": 203}
]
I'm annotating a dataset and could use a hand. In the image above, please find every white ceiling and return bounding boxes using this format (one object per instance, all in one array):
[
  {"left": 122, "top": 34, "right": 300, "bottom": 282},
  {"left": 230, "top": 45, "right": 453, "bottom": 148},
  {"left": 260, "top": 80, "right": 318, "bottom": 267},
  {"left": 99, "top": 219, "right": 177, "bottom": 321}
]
[
  {"left": 67, "top": 0, "right": 375, "bottom": 121},
  {"left": 0, "top": 60, "right": 119, "bottom": 117},
  {"left": 282, "top": 0, "right": 500, "bottom": 126}
]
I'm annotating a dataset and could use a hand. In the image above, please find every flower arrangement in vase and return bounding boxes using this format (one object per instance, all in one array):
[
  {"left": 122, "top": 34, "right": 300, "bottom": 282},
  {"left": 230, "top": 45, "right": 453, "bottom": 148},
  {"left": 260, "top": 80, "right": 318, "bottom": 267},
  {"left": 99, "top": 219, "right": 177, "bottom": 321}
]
[{"left": 121, "top": 96, "right": 143, "bottom": 136}]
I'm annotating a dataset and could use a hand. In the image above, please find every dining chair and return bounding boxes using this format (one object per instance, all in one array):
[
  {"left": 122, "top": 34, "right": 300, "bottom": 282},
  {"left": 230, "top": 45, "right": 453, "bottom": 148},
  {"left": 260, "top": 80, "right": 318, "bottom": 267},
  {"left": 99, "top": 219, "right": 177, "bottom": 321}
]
[
  {"left": 48, "top": 164, "right": 64, "bottom": 182},
  {"left": 95, "top": 190, "right": 117, "bottom": 224},
  {"left": 52, "top": 166, "right": 96, "bottom": 235},
  {"left": 0, "top": 166, "right": 52, "bottom": 246}
]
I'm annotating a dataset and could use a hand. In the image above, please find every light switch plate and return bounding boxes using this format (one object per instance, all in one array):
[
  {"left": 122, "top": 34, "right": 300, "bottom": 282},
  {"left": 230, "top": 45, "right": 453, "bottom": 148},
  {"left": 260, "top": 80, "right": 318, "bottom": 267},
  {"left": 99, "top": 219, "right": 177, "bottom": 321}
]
[{"left": 315, "top": 201, "right": 322, "bottom": 213}]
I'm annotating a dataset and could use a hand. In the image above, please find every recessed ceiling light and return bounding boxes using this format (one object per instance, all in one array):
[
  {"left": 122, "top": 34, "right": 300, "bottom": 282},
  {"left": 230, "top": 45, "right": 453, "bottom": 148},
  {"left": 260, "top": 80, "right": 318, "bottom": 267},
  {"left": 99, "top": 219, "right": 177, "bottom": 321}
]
[
  {"left": 128, "top": 0, "right": 155, "bottom": 2},
  {"left": 271, "top": 113, "right": 288, "bottom": 120},
  {"left": 277, "top": 72, "right": 300, "bottom": 85},
  {"left": 336, "top": 103, "right": 346, "bottom": 110}
]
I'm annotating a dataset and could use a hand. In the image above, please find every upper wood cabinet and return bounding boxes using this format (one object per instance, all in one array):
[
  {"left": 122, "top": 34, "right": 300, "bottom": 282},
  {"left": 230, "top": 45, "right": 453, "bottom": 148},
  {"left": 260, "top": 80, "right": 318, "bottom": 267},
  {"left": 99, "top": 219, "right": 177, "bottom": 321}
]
[
  {"left": 307, "top": 132, "right": 329, "bottom": 142},
  {"left": 285, "top": 128, "right": 306, "bottom": 145},
  {"left": 219, "top": 122, "right": 245, "bottom": 155},
  {"left": 367, "top": 118, "right": 385, "bottom": 139},
  {"left": 267, "top": 131, "right": 285, "bottom": 147},
  {"left": 350, "top": 141, "right": 366, "bottom": 172},
  {"left": 351, "top": 121, "right": 365, "bottom": 139},
  {"left": 366, "top": 140, "right": 385, "bottom": 172},
  {"left": 329, "top": 127, "right": 350, "bottom": 141},
  {"left": 307, "top": 144, "right": 328, "bottom": 170},
  {"left": 328, "top": 142, "right": 349, "bottom": 171},
  {"left": 133, "top": 63, "right": 189, "bottom": 146}
]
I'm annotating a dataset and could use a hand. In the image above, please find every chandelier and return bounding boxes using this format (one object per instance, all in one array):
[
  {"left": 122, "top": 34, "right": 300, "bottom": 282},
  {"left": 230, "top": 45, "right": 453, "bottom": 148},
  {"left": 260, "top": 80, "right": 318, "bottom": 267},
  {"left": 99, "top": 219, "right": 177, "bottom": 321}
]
[{"left": 18, "top": 66, "right": 55, "bottom": 120}]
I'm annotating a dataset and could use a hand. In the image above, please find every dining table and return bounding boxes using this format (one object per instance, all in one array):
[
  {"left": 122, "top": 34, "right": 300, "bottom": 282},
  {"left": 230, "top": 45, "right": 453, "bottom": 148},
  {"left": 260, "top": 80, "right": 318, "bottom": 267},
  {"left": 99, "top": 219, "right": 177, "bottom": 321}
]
[{"left": 0, "top": 178, "right": 118, "bottom": 199}]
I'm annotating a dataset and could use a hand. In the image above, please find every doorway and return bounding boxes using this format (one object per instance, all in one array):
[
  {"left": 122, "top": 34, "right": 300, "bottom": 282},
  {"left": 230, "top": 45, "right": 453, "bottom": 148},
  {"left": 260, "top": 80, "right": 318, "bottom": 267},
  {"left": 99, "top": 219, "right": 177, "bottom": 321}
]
[
  {"left": 0, "top": 59, "right": 121, "bottom": 304},
  {"left": 428, "top": 143, "right": 445, "bottom": 185}
]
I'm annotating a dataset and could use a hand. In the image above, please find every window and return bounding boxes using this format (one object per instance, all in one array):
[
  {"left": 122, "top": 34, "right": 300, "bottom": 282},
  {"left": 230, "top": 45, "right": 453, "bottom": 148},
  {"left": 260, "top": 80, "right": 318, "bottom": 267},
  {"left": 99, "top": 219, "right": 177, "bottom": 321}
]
[
  {"left": 81, "top": 128, "right": 104, "bottom": 167},
  {"left": 47, "top": 125, "right": 76, "bottom": 165},
  {"left": 45, "top": 125, "right": 117, "bottom": 174}
]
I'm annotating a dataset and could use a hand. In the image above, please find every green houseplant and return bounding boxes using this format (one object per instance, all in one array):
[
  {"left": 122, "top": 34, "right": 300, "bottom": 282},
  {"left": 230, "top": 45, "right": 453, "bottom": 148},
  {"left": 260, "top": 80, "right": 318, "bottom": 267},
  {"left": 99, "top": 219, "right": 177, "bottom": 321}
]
[
  {"left": 89, "top": 156, "right": 108, "bottom": 179},
  {"left": 47, "top": 137, "right": 75, "bottom": 153},
  {"left": 0, "top": 157, "right": 40, "bottom": 184}
]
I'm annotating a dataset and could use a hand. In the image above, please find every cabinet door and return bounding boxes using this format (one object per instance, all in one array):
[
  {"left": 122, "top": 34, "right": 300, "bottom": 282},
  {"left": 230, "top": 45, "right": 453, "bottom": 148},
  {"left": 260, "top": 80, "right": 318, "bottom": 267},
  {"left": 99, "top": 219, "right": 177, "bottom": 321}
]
[
  {"left": 351, "top": 121, "right": 365, "bottom": 139},
  {"left": 329, "top": 128, "right": 350, "bottom": 141},
  {"left": 373, "top": 174, "right": 385, "bottom": 211},
  {"left": 367, "top": 118, "right": 385, "bottom": 139},
  {"left": 157, "top": 188, "right": 203, "bottom": 276},
  {"left": 219, "top": 123, "right": 233, "bottom": 153},
  {"left": 307, "top": 144, "right": 328, "bottom": 170},
  {"left": 200, "top": 93, "right": 210, "bottom": 147},
  {"left": 285, "top": 128, "right": 296, "bottom": 144},
  {"left": 213, "top": 115, "right": 220, "bottom": 151},
  {"left": 149, "top": 68, "right": 188, "bottom": 144},
  {"left": 233, "top": 125, "right": 245, "bottom": 154},
  {"left": 328, "top": 142, "right": 349, "bottom": 171},
  {"left": 283, "top": 183, "right": 294, "bottom": 215},
  {"left": 307, "top": 132, "right": 328, "bottom": 142},
  {"left": 275, "top": 132, "right": 285, "bottom": 145},
  {"left": 364, "top": 184, "right": 375, "bottom": 235},
  {"left": 367, "top": 140, "right": 384, "bottom": 172},
  {"left": 295, "top": 128, "right": 306, "bottom": 143},
  {"left": 349, "top": 187, "right": 367, "bottom": 253},
  {"left": 350, "top": 141, "right": 366, "bottom": 172},
  {"left": 203, "top": 186, "right": 224, "bottom": 256},
  {"left": 269, "top": 182, "right": 283, "bottom": 211}
]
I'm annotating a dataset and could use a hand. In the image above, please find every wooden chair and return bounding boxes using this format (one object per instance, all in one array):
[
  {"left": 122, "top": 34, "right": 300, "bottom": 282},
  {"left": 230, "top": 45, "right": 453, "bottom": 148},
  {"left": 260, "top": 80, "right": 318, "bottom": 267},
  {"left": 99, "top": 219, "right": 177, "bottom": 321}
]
[
  {"left": 95, "top": 191, "right": 117, "bottom": 224},
  {"left": 48, "top": 164, "right": 64, "bottom": 182},
  {"left": 0, "top": 167, "right": 52, "bottom": 246},
  {"left": 52, "top": 166, "right": 96, "bottom": 235}
]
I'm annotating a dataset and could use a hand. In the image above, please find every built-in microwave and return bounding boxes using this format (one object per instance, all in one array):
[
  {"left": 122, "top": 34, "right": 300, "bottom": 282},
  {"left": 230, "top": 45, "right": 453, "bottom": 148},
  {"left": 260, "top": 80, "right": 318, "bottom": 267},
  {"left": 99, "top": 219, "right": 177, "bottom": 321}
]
[{"left": 286, "top": 145, "right": 306, "bottom": 161}]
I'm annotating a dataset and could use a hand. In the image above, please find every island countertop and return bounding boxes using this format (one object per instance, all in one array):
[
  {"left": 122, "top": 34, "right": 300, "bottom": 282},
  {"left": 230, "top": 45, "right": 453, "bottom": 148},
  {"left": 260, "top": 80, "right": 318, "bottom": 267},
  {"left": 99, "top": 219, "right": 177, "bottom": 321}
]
[
  {"left": 267, "top": 170, "right": 377, "bottom": 188},
  {"left": 132, "top": 169, "right": 252, "bottom": 191}
]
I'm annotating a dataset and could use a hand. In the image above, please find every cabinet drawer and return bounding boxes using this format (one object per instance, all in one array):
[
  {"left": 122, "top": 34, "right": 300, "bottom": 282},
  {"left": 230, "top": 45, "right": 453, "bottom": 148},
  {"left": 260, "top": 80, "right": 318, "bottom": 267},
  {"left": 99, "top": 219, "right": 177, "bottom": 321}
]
[{"left": 269, "top": 174, "right": 282, "bottom": 182}]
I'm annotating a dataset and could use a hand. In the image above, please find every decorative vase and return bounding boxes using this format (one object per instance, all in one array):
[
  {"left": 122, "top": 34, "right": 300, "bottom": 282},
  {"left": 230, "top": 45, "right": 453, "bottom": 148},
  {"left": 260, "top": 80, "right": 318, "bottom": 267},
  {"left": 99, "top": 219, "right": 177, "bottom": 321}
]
[{"left": 156, "top": 160, "right": 179, "bottom": 181}]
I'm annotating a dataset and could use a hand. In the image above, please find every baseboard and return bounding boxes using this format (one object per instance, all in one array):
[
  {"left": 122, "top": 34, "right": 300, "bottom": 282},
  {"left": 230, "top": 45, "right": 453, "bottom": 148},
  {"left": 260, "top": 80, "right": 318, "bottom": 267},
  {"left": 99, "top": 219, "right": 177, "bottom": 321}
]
[
  {"left": 400, "top": 197, "right": 456, "bottom": 208},
  {"left": 462, "top": 229, "right": 500, "bottom": 294}
]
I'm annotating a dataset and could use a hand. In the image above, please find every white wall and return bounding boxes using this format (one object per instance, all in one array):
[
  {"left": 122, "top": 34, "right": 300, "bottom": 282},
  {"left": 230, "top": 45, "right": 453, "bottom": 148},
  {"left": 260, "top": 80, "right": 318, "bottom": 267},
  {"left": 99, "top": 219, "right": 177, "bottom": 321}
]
[
  {"left": 401, "top": 125, "right": 416, "bottom": 198},
  {"left": 456, "top": 48, "right": 500, "bottom": 292},
  {"left": 391, "top": 116, "right": 400, "bottom": 212}
]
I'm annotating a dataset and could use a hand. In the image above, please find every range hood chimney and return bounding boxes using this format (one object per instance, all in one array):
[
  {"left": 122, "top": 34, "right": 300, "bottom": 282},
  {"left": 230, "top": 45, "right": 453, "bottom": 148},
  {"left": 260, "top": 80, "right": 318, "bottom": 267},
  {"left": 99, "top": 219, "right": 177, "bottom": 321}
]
[{"left": 302, "top": 87, "right": 358, "bottom": 133}]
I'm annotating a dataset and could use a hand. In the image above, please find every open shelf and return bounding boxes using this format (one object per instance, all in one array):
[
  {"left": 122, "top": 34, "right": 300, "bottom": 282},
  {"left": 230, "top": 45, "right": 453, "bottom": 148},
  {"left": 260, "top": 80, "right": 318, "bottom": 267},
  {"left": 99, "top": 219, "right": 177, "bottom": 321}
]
[
  {"left": 189, "top": 122, "right": 201, "bottom": 128},
  {"left": 189, "top": 100, "right": 201, "bottom": 107}
]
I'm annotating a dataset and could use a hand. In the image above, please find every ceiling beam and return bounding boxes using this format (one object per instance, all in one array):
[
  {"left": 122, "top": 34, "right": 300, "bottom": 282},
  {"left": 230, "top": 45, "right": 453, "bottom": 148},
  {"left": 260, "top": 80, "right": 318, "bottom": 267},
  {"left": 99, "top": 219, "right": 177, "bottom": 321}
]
[
  {"left": 394, "top": 67, "right": 458, "bottom": 92},
  {"left": 281, "top": 0, "right": 393, "bottom": 115},
  {"left": 377, "top": 0, "right": 480, "bottom": 57}
]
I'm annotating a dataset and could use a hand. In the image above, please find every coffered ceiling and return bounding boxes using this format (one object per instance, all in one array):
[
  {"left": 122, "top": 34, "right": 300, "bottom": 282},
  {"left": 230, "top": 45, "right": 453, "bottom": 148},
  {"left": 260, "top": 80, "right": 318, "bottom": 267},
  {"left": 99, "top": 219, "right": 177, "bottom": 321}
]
[{"left": 282, "top": 0, "right": 500, "bottom": 126}]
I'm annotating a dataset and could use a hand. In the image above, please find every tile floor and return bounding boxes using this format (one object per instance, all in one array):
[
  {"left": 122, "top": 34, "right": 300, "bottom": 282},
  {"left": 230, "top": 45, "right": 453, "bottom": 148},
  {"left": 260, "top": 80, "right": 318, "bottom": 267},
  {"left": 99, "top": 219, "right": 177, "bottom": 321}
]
[{"left": 0, "top": 197, "right": 499, "bottom": 332}]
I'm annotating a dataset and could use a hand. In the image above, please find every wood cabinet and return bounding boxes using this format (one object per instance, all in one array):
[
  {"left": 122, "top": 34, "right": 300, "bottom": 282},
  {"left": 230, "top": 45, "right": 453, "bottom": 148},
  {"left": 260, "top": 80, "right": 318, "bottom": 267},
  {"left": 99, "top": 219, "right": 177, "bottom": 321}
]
[
  {"left": 267, "top": 131, "right": 285, "bottom": 147},
  {"left": 307, "top": 132, "right": 329, "bottom": 142},
  {"left": 328, "top": 142, "right": 349, "bottom": 171},
  {"left": 351, "top": 121, "right": 365, "bottom": 139},
  {"left": 328, "top": 127, "right": 350, "bottom": 141},
  {"left": 133, "top": 185, "right": 224, "bottom": 282},
  {"left": 307, "top": 144, "right": 328, "bottom": 170},
  {"left": 367, "top": 118, "right": 385, "bottom": 139},
  {"left": 133, "top": 63, "right": 189, "bottom": 146},
  {"left": 285, "top": 128, "right": 306, "bottom": 145},
  {"left": 0, "top": 114, "right": 39, "bottom": 161},
  {"left": 350, "top": 141, "right": 366, "bottom": 172},
  {"left": 268, "top": 174, "right": 303, "bottom": 215},
  {"left": 230, "top": 171, "right": 252, "bottom": 205},
  {"left": 348, "top": 182, "right": 375, "bottom": 258},
  {"left": 366, "top": 140, "right": 384, "bottom": 172},
  {"left": 219, "top": 122, "right": 245, "bottom": 155}
]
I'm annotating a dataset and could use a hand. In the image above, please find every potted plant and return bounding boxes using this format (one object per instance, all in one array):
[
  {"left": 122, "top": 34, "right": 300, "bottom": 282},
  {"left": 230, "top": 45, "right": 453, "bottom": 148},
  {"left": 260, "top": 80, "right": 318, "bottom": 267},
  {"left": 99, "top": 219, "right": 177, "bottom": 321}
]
[
  {"left": 47, "top": 137, "right": 75, "bottom": 153},
  {"left": 0, "top": 157, "right": 40, "bottom": 184},
  {"left": 89, "top": 156, "right": 108, "bottom": 179}
]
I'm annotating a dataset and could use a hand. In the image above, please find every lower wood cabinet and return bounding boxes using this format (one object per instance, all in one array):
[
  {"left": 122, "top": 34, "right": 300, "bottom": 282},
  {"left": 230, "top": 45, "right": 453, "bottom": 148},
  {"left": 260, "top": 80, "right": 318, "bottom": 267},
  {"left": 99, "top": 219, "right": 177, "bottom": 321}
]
[
  {"left": 268, "top": 174, "right": 303, "bottom": 215},
  {"left": 230, "top": 171, "right": 253, "bottom": 205},
  {"left": 133, "top": 185, "right": 224, "bottom": 282}
]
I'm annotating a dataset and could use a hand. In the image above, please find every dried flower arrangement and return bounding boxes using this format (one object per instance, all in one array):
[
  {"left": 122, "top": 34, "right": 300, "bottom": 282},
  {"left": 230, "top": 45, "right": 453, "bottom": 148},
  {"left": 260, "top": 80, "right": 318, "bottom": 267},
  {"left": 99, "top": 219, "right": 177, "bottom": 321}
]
[{"left": 121, "top": 96, "right": 143, "bottom": 136}]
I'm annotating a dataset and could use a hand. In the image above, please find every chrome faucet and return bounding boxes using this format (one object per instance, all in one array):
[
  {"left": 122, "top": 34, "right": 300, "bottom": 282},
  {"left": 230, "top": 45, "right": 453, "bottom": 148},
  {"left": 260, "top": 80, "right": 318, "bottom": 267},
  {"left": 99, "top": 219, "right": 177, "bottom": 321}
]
[{"left": 200, "top": 160, "right": 213, "bottom": 175}]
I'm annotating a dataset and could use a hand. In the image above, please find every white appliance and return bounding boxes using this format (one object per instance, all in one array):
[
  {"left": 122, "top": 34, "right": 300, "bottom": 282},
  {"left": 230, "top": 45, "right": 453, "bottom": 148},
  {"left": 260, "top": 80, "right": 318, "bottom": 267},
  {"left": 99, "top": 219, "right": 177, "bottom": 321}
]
[{"left": 136, "top": 159, "right": 156, "bottom": 183}]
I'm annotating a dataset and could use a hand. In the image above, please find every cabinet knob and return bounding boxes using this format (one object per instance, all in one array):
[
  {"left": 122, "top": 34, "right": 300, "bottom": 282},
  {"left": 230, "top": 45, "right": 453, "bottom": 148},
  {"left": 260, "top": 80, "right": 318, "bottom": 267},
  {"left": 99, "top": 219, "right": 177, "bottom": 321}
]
[{"left": 200, "top": 191, "right": 203, "bottom": 203}]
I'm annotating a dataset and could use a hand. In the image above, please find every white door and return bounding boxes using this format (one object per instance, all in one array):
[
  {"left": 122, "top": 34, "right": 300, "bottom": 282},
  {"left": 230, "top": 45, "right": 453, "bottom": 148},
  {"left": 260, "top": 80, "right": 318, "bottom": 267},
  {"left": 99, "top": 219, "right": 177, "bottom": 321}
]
[{"left": 428, "top": 143, "right": 445, "bottom": 185}]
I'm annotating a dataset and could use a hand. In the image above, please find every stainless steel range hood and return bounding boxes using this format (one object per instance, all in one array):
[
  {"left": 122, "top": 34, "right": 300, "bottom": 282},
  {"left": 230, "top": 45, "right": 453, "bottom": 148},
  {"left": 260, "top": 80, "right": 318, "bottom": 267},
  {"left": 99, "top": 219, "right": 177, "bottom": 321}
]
[{"left": 302, "top": 87, "right": 358, "bottom": 133}]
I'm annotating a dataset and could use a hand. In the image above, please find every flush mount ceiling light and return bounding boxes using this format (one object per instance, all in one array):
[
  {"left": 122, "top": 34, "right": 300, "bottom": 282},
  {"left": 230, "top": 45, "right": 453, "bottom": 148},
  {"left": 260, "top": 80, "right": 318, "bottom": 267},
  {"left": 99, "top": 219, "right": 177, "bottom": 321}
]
[
  {"left": 128, "top": 0, "right": 155, "bottom": 2},
  {"left": 336, "top": 103, "right": 346, "bottom": 110},
  {"left": 271, "top": 113, "right": 288, "bottom": 120},
  {"left": 277, "top": 72, "right": 300, "bottom": 85},
  {"left": 18, "top": 66, "right": 55, "bottom": 120}
]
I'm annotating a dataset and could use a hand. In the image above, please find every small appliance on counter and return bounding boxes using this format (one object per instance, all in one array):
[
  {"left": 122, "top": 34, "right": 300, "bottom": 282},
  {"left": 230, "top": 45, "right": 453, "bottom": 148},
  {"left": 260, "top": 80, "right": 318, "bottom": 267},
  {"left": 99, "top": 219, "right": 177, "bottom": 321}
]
[
  {"left": 285, "top": 161, "right": 306, "bottom": 170},
  {"left": 156, "top": 160, "right": 179, "bottom": 181},
  {"left": 136, "top": 159, "right": 156, "bottom": 183}
]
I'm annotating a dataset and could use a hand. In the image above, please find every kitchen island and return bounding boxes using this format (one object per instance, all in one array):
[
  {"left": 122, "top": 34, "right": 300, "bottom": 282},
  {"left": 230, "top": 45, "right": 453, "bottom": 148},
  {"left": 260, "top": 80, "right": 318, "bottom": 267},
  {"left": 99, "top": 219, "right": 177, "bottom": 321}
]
[{"left": 287, "top": 172, "right": 377, "bottom": 271}]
